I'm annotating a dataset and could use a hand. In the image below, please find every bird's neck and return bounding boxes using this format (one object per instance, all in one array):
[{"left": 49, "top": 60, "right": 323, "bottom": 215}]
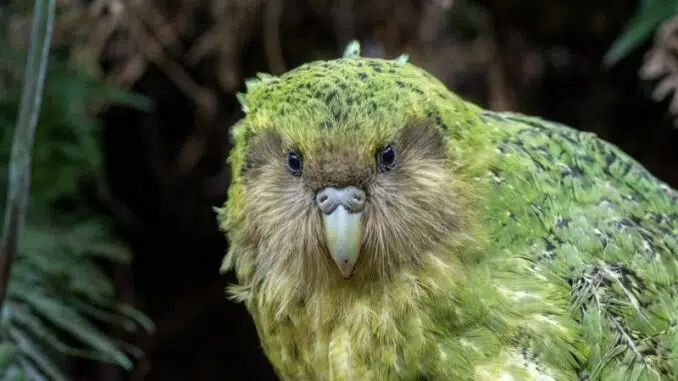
[{"left": 245, "top": 245, "right": 496, "bottom": 380}]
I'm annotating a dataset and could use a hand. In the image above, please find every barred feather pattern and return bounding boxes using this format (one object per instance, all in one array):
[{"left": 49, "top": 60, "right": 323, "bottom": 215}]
[{"left": 479, "top": 112, "right": 678, "bottom": 380}]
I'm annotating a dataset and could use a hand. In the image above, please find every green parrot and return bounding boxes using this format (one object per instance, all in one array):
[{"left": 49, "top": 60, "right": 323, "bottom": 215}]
[{"left": 216, "top": 41, "right": 678, "bottom": 381}]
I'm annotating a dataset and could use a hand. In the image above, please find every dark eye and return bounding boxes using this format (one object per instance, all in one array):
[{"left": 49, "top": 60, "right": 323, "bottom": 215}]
[
  {"left": 377, "top": 144, "right": 397, "bottom": 172},
  {"left": 286, "top": 150, "right": 303, "bottom": 176}
]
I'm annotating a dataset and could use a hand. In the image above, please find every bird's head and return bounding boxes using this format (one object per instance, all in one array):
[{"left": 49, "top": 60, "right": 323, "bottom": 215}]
[{"left": 218, "top": 44, "right": 488, "bottom": 300}]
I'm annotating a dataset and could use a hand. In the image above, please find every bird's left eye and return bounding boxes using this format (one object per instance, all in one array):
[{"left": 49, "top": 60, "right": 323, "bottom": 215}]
[
  {"left": 377, "top": 144, "right": 397, "bottom": 172},
  {"left": 286, "top": 150, "right": 303, "bottom": 176}
]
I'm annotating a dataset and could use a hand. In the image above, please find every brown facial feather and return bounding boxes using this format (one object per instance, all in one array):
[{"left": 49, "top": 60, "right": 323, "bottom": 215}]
[
  {"left": 363, "top": 120, "right": 462, "bottom": 279},
  {"left": 303, "top": 143, "right": 375, "bottom": 191},
  {"left": 237, "top": 118, "right": 465, "bottom": 296}
]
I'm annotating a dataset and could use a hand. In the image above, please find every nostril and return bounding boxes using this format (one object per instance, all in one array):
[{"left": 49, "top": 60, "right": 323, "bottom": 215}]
[
  {"left": 348, "top": 189, "right": 367, "bottom": 212},
  {"left": 316, "top": 186, "right": 366, "bottom": 214}
]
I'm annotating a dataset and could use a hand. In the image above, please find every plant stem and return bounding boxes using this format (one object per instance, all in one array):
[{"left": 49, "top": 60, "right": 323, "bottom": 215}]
[{"left": 0, "top": 0, "right": 55, "bottom": 308}]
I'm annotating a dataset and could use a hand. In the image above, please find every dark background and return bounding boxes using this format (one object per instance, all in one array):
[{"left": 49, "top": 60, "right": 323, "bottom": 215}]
[{"left": 32, "top": 1, "right": 676, "bottom": 380}]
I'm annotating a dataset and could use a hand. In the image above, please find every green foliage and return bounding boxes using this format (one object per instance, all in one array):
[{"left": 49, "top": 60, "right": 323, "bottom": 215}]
[
  {"left": 0, "top": 12, "right": 154, "bottom": 381},
  {"left": 0, "top": 41, "right": 152, "bottom": 207},
  {"left": 604, "top": 0, "right": 678, "bottom": 66}
]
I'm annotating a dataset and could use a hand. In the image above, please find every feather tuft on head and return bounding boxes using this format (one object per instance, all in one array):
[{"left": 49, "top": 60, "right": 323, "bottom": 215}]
[
  {"left": 343, "top": 40, "right": 362, "bottom": 58},
  {"left": 342, "top": 39, "right": 410, "bottom": 63},
  {"left": 395, "top": 53, "right": 409, "bottom": 64}
]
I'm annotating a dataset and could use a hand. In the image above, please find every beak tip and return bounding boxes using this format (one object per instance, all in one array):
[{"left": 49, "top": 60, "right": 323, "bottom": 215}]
[{"left": 338, "top": 262, "right": 355, "bottom": 279}]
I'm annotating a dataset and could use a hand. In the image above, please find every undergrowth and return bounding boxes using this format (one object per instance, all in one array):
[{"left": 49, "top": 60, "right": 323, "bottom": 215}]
[{"left": 0, "top": 4, "right": 154, "bottom": 379}]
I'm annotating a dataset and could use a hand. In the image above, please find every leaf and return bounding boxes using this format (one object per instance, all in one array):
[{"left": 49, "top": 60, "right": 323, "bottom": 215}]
[
  {"left": 84, "top": 242, "right": 131, "bottom": 262},
  {"left": 117, "top": 303, "right": 156, "bottom": 333},
  {"left": 8, "top": 326, "right": 68, "bottom": 381},
  {"left": 9, "top": 299, "right": 140, "bottom": 367},
  {"left": 9, "top": 302, "right": 84, "bottom": 357},
  {"left": 603, "top": 0, "right": 678, "bottom": 67},
  {"left": 14, "top": 290, "right": 133, "bottom": 370},
  {"left": 67, "top": 297, "right": 138, "bottom": 332},
  {"left": 49, "top": 68, "right": 153, "bottom": 113},
  {"left": 0, "top": 341, "right": 19, "bottom": 372}
]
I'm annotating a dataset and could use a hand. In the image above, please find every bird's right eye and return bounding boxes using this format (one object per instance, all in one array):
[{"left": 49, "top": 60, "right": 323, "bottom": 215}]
[
  {"left": 376, "top": 144, "right": 397, "bottom": 173},
  {"left": 285, "top": 150, "right": 303, "bottom": 176}
]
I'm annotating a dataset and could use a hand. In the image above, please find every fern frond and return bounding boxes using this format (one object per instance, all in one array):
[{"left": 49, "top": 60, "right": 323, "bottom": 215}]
[{"left": 0, "top": 216, "right": 153, "bottom": 379}]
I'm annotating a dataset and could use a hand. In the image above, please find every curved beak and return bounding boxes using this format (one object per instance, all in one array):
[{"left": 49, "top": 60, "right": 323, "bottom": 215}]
[{"left": 322, "top": 205, "right": 362, "bottom": 278}]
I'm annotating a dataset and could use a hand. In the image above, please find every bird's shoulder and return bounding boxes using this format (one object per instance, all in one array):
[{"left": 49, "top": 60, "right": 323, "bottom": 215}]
[{"left": 474, "top": 110, "right": 678, "bottom": 379}]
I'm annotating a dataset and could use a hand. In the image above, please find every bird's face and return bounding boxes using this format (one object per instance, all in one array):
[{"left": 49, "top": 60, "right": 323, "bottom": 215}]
[
  {"left": 233, "top": 119, "right": 463, "bottom": 285},
  {"left": 224, "top": 58, "right": 470, "bottom": 289}
]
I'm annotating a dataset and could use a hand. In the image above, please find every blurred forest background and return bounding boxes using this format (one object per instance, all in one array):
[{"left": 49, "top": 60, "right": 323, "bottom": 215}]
[{"left": 0, "top": 0, "right": 677, "bottom": 380}]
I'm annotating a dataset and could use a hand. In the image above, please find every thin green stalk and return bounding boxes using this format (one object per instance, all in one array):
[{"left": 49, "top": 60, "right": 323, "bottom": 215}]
[{"left": 0, "top": 0, "right": 56, "bottom": 307}]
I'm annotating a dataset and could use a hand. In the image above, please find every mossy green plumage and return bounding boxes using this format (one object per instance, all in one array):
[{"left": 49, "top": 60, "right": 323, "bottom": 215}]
[{"left": 217, "top": 42, "right": 678, "bottom": 380}]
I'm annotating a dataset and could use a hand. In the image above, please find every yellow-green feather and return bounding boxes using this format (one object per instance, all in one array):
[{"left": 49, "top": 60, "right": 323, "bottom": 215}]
[{"left": 217, "top": 42, "right": 678, "bottom": 381}]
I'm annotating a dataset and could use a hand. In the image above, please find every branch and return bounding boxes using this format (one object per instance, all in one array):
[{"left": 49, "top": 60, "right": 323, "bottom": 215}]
[{"left": 0, "top": 0, "right": 56, "bottom": 307}]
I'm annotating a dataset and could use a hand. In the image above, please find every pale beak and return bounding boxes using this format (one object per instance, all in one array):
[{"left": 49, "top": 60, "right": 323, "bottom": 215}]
[
  {"left": 316, "top": 186, "right": 366, "bottom": 278},
  {"left": 323, "top": 205, "right": 363, "bottom": 278}
]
